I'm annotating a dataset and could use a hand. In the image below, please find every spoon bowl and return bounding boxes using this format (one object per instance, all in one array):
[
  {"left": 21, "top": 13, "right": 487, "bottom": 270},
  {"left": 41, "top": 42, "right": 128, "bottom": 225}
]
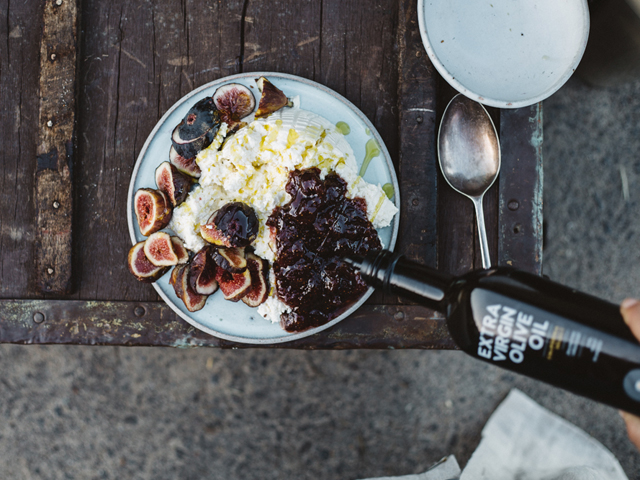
[{"left": 438, "top": 94, "right": 501, "bottom": 268}]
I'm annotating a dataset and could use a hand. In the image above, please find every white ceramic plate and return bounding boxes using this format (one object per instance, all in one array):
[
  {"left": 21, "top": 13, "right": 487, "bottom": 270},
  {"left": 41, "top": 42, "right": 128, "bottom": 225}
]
[
  {"left": 127, "top": 72, "right": 400, "bottom": 344},
  {"left": 418, "top": 0, "right": 590, "bottom": 108}
]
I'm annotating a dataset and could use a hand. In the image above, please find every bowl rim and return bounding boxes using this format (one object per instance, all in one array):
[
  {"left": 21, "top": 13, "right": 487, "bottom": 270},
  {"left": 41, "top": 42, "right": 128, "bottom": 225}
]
[{"left": 416, "top": 0, "right": 590, "bottom": 109}]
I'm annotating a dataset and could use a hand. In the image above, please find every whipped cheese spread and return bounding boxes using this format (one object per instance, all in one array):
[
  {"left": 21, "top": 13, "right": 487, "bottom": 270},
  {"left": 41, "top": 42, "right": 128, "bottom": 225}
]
[{"left": 169, "top": 105, "right": 398, "bottom": 324}]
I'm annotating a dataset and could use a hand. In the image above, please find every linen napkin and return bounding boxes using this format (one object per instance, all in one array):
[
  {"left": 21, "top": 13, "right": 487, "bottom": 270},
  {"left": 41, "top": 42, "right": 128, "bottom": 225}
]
[{"left": 460, "top": 389, "right": 628, "bottom": 480}]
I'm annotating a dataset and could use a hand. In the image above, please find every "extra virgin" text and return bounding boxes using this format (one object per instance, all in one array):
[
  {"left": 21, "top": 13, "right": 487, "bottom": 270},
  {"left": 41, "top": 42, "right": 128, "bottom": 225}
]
[{"left": 477, "top": 304, "right": 549, "bottom": 364}]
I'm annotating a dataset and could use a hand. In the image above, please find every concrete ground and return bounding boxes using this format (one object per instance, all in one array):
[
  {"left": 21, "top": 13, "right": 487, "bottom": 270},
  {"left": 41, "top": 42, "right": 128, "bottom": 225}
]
[{"left": 1, "top": 79, "right": 640, "bottom": 479}]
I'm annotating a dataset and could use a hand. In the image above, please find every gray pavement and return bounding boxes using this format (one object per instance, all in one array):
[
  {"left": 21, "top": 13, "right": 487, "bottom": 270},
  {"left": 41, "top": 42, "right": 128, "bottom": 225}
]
[{"left": 2, "top": 78, "right": 640, "bottom": 479}]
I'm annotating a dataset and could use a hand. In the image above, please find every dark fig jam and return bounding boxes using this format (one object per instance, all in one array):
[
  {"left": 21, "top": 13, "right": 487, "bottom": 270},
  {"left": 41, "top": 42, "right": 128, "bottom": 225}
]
[{"left": 266, "top": 168, "right": 382, "bottom": 332}]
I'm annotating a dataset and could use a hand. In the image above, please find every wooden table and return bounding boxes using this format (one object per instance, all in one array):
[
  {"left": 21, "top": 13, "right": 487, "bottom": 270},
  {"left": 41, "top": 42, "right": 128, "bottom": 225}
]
[{"left": 0, "top": 0, "right": 542, "bottom": 349}]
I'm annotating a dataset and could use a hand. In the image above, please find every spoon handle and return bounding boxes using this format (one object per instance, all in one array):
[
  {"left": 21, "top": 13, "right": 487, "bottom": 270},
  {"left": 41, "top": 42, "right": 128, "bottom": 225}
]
[{"left": 472, "top": 196, "right": 491, "bottom": 269}]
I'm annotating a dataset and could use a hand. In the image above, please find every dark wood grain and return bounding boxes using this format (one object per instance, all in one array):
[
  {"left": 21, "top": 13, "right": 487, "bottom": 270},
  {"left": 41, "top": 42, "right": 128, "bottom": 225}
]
[
  {"left": 0, "top": 0, "right": 43, "bottom": 299},
  {"left": 75, "top": 0, "right": 244, "bottom": 302},
  {"left": 34, "top": 0, "right": 78, "bottom": 294}
]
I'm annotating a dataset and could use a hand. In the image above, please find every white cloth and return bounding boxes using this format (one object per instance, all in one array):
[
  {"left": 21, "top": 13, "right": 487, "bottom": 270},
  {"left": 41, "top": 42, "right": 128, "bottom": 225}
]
[
  {"left": 361, "top": 389, "right": 628, "bottom": 480},
  {"left": 460, "top": 389, "right": 628, "bottom": 480}
]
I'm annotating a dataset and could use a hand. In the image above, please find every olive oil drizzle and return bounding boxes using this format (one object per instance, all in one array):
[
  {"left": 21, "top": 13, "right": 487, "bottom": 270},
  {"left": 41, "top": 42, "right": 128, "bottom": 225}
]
[{"left": 358, "top": 138, "right": 381, "bottom": 177}]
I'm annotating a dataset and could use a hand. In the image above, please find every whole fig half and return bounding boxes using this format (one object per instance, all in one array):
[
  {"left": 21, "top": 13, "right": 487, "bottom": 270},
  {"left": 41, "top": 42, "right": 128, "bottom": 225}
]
[
  {"left": 213, "top": 83, "right": 256, "bottom": 125},
  {"left": 255, "top": 77, "right": 293, "bottom": 119},
  {"left": 134, "top": 188, "right": 172, "bottom": 236},
  {"left": 200, "top": 202, "right": 259, "bottom": 248},
  {"left": 144, "top": 231, "right": 179, "bottom": 267}
]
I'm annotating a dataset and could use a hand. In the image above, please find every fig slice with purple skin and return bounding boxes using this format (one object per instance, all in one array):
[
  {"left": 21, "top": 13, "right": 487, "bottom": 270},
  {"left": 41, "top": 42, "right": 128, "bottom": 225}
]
[
  {"left": 255, "top": 77, "right": 293, "bottom": 119},
  {"left": 177, "top": 97, "right": 220, "bottom": 142},
  {"left": 171, "top": 128, "right": 215, "bottom": 160},
  {"left": 170, "top": 264, "right": 208, "bottom": 312},
  {"left": 134, "top": 188, "right": 172, "bottom": 236},
  {"left": 169, "top": 146, "right": 201, "bottom": 178},
  {"left": 188, "top": 246, "right": 219, "bottom": 295},
  {"left": 242, "top": 253, "right": 270, "bottom": 307},
  {"left": 213, "top": 83, "right": 256, "bottom": 126},
  {"left": 216, "top": 268, "right": 252, "bottom": 302},
  {"left": 200, "top": 202, "right": 258, "bottom": 248},
  {"left": 170, "top": 236, "right": 189, "bottom": 264},
  {"left": 155, "top": 161, "right": 194, "bottom": 207},
  {"left": 128, "top": 241, "right": 168, "bottom": 283},
  {"left": 212, "top": 247, "right": 247, "bottom": 273},
  {"left": 144, "top": 231, "right": 178, "bottom": 267}
]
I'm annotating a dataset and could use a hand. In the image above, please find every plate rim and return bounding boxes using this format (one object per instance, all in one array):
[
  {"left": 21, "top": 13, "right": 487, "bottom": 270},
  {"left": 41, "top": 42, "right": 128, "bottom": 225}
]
[
  {"left": 126, "top": 71, "right": 400, "bottom": 344},
  {"left": 416, "top": 0, "right": 590, "bottom": 109}
]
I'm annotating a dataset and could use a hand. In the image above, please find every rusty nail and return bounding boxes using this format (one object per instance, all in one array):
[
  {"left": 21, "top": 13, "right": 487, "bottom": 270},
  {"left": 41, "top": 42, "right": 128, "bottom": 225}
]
[
  {"left": 33, "top": 312, "right": 45, "bottom": 324},
  {"left": 53, "top": 201, "right": 60, "bottom": 209},
  {"left": 134, "top": 306, "right": 146, "bottom": 317},
  {"left": 412, "top": 198, "right": 419, "bottom": 206},
  {"left": 508, "top": 200, "right": 519, "bottom": 211},
  {"left": 416, "top": 116, "right": 423, "bottom": 124},
  {"left": 47, "top": 120, "right": 53, "bottom": 127},
  {"left": 394, "top": 311, "right": 405, "bottom": 321},
  {"left": 50, "top": 53, "right": 56, "bottom": 61}
]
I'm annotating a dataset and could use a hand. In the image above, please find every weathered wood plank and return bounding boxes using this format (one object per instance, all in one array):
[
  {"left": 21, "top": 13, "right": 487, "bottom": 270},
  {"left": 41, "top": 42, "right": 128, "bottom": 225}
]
[
  {"left": 34, "top": 0, "right": 78, "bottom": 294},
  {"left": 0, "top": 299, "right": 456, "bottom": 349},
  {"left": 76, "top": 0, "right": 244, "bottom": 302},
  {"left": 498, "top": 104, "right": 543, "bottom": 274},
  {"left": 0, "top": 1, "right": 43, "bottom": 298},
  {"left": 396, "top": 0, "right": 438, "bottom": 268}
]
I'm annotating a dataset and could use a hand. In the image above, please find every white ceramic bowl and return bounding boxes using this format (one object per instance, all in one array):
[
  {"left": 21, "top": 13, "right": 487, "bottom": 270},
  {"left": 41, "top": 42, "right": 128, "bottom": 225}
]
[{"left": 418, "top": 0, "right": 590, "bottom": 108}]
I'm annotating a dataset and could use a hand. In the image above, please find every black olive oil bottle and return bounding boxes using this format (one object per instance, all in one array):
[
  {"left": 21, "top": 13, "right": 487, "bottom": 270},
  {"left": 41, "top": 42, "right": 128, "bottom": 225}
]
[{"left": 345, "top": 250, "right": 640, "bottom": 415}]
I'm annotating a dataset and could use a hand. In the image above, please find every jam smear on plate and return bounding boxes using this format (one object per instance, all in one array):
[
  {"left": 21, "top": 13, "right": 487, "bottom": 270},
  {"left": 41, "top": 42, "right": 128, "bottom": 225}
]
[{"left": 267, "top": 168, "right": 382, "bottom": 332}]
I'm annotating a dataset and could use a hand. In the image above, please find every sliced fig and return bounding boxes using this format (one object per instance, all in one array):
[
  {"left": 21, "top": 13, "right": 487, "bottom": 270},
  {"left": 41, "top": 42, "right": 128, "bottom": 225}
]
[
  {"left": 155, "top": 161, "right": 194, "bottom": 206},
  {"left": 171, "top": 127, "right": 215, "bottom": 160},
  {"left": 213, "top": 83, "right": 256, "bottom": 125},
  {"left": 169, "top": 146, "right": 201, "bottom": 178},
  {"left": 215, "top": 268, "right": 252, "bottom": 302},
  {"left": 255, "top": 77, "right": 293, "bottom": 119},
  {"left": 212, "top": 247, "right": 247, "bottom": 273},
  {"left": 177, "top": 97, "right": 221, "bottom": 142},
  {"left": 127, "top": 241, "right": 168, "bottom": 282},
  {"left": 144, "top": 231, "right": 178, "bottom": 266},
  {"left": 170, "top": 236, "right": 189, "bottom": 264},
  {"left": 189, "top": 246, "right": 219, "bottom": 295},
  {"left": 200, "top": 202, "right": 259, "bottom": 248},
  {"left": 242, "top": 253, "right": 270, "bottom": 307},
  {"left": 134, "top": 188, "right": 172, "bottom": 236},
  {"left": 171, "top": 264, "right": 208, "bottom": 312}
]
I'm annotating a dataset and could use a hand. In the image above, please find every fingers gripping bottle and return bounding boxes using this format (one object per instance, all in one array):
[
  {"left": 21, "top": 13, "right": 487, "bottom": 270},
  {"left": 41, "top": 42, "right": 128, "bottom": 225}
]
[{"left": 345, "top": 250, "right": 640, "bottom": 415}]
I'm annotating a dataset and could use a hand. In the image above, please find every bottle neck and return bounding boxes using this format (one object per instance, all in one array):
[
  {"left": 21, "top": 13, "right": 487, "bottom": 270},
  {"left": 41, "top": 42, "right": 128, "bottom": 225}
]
[{"left": 346, "top": 250, "right": 454, "bottom": 311}]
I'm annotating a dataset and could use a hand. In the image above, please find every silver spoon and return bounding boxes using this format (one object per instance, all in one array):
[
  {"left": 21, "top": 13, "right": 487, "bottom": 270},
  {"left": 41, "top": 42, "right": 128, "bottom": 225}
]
[{"left": 437, "top": 94, "right": 501, "bottom": 269}]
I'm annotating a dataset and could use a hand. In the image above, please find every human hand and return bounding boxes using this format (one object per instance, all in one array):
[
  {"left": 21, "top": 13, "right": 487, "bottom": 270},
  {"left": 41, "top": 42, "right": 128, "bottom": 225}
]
[{"left": 620, "top": 298, "right": 640, "bottom": 450}]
